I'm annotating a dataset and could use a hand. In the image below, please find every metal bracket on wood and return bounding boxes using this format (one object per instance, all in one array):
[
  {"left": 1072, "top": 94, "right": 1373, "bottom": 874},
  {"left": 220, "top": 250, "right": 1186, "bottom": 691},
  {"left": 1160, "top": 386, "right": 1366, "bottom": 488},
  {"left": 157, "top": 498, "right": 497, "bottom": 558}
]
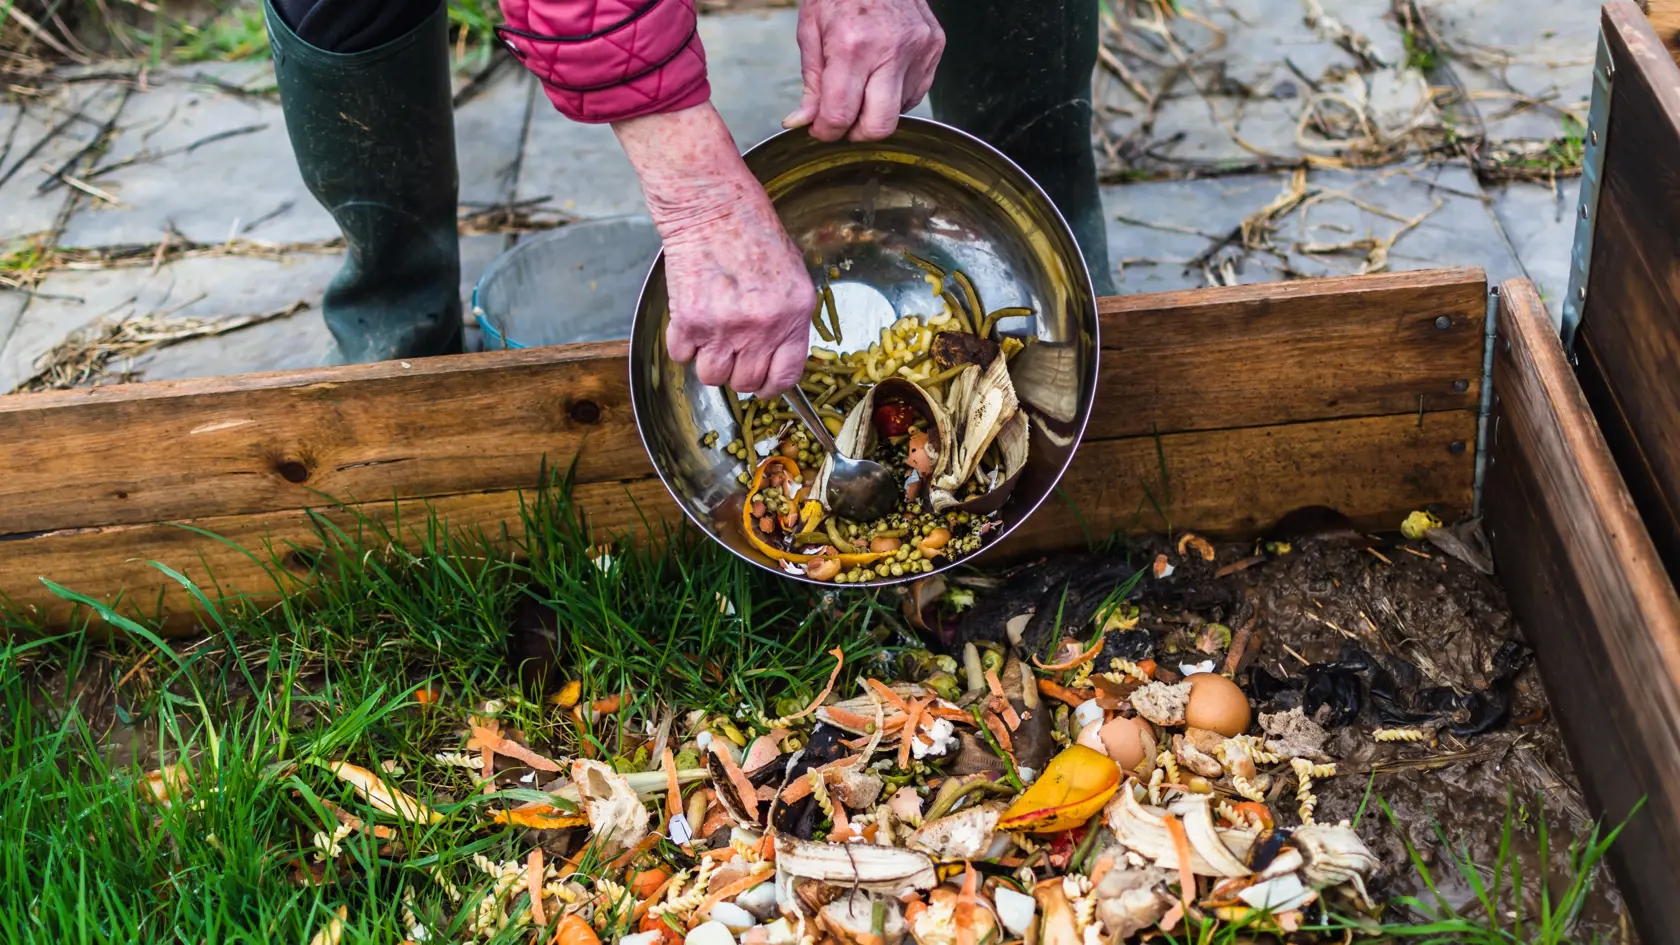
[
  {"left": 1472, "top": 283, "right": 1500, "bottom": 516},
  {"left": 1561, "top": 28, "right": 1615, "bottom": 350}
]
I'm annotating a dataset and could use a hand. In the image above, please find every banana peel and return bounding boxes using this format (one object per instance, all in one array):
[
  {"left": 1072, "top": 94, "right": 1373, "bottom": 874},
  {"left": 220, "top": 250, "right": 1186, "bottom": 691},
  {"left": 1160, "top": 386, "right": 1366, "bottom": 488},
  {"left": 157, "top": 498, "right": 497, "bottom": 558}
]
[{"left": 997, "top": 745, "right": 1120, "bottom": 834}]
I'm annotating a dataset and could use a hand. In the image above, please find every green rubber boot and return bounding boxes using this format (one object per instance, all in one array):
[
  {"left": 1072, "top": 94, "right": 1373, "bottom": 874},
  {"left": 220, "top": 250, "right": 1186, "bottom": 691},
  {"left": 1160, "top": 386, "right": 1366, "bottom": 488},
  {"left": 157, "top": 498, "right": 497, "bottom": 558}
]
[
  {"left": 263, "top": 0, "right": 463, "bottom": 362},
  {"left": 926, "top": 0, "right": 1116, "bottom": 296}
]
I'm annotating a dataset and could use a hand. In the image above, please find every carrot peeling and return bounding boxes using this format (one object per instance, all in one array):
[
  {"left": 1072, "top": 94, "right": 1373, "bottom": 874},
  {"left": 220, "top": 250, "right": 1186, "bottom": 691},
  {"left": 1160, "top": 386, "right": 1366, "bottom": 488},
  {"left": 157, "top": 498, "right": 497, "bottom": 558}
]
[
  {"left": 898, "top": 698, "right": 927, "bottom": 769},
  {"left": 982, "top": 710, "right": 1014, "bottom": 754},
  {"left": 631, "top": 873, "right": 679, "bottom": 922},
  {"left": 865, "top": 679, "right": 911, "bottom": 712},
  {"left": 780, "top": 648, "right": 845, "bottom": 722},
  {"left": 1036, "top": 678, "right": 1095, "bottom": 707},
  {"left": 469, "top": 726, "right": 563, "bottom": 772},
  {"left": 984, "top": 670, "right": 1021, "bottom": 730},
  {"left": 1162, "top": 812, "right": 1195, "bottom": 909},
  {"left": 712, "top": 743, "right": 760, "bottom": 822},
  {"left": 661, "top": 748, "right": 682, "bottom": 822},
  {"left": 527, "top": 849, "right": 547, "bottom": 926},
  {"left": 955, "top": 863, "right": 979, "bottom": 945}
]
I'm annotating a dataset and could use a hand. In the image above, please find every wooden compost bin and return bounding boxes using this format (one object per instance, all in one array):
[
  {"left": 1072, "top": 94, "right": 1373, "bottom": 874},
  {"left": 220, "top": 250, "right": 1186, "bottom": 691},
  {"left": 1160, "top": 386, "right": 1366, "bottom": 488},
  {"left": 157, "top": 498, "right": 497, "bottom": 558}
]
[{"left": 3, "top": 263, "right": 1679, "bottom": 938}]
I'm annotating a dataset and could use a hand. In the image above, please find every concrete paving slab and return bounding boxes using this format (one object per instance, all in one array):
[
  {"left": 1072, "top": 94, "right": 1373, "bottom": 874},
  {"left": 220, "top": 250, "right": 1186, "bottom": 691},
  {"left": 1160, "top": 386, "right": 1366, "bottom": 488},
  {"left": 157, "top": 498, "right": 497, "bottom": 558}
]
[
  {"left": 1097, "top": 0, "right": 1429, "bottom": 171},
  {"left": 0, "top": 82, "right": 129, "bottom": 241},
  {"left": 1424, "top": 0, "right": 1597, "bottom": 141},
  {"left": 0, "top": 291, "right": 25, "bottom": 363},
  {"left": 1102, "top": 173, "right": 1297, "bottom": 293},
  {"left": 1490, "top": 177, "right": 1579, "bottom": 324},
  {"left": 58, "top": 70, "right": 336, "bottom": 248},
  {"left": 453, "top": 66, "right": 535, "bottom": 208},
  {"left": 1279, "top": 162, "right": 1523, "bottom": 284},
  {"left": 0, "top": 252, "right": 341, "bottom": 392}
]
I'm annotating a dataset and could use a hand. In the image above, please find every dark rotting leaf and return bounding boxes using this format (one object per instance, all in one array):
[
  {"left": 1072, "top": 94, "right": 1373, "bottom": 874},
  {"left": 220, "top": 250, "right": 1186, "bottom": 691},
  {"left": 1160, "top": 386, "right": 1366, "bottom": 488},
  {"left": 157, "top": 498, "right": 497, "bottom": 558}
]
[{"left": 1099, "top": 629, "right": 1154, "bottom": 663}]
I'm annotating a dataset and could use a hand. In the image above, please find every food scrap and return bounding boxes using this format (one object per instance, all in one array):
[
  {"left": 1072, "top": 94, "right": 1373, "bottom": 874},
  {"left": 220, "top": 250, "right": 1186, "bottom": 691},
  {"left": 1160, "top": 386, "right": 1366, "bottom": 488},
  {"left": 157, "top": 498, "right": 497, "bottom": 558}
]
[{"left": 708, "top": 255, "right": 1033, "bottom": 582}]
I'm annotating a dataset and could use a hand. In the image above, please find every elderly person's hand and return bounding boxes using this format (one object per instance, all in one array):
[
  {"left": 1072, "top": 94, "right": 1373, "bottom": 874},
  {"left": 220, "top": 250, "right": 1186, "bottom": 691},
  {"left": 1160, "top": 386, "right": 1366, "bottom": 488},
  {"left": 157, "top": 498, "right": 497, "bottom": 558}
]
[
  {"left": 616, "top": 105, "right": 816, "bottom": 398},
  {"left": 497, "top": 0, "right": 943, "bottom": 398},
  {"left": 781, "top": 0, "right": 945, "bottom": 142}
]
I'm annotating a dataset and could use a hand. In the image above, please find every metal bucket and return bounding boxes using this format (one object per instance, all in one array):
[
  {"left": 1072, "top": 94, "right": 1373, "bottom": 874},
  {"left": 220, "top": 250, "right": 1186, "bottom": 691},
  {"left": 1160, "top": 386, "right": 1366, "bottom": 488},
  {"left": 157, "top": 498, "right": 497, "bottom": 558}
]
[{"left": 471, "top": 215, "right": 663, "bottom": 349}]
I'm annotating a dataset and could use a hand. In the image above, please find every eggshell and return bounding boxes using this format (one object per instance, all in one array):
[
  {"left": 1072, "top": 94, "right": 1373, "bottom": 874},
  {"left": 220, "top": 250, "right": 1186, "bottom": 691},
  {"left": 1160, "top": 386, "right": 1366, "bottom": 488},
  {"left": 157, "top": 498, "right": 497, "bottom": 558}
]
[
  {"left": 1098, "top": 716, "right": 1153, "bottom": 770},
  {"left": 1184, "top": 673, "right": 1251, "bottom": 737},
  {"left": 1076, "top": 720, "right": 1105, "bottom": 753}
]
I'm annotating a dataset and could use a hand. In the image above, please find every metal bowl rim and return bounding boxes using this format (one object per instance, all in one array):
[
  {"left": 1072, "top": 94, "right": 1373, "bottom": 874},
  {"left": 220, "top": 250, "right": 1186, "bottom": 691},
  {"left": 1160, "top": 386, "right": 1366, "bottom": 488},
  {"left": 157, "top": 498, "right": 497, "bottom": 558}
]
[{"left": 627, "top": 114, "right": 1101, "bottom": 588}]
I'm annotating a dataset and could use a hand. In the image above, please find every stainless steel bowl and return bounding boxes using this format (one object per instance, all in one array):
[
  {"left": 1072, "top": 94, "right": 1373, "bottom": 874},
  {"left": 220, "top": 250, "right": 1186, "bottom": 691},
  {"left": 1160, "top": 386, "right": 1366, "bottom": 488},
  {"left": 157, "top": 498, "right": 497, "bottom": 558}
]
[{"left": 629, "top": 116, "right": 1100, "bottom": 587}]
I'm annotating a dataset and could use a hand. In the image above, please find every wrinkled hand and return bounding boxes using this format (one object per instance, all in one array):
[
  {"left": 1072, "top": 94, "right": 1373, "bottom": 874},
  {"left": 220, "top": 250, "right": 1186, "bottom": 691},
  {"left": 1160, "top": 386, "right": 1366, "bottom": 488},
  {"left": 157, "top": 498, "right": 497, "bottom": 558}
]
[
  {"left": 782, "top": 0, "right": 945, "bottom": 142},
  {"left": 662, "top": 195, "right": 816, "bottom": 397}
]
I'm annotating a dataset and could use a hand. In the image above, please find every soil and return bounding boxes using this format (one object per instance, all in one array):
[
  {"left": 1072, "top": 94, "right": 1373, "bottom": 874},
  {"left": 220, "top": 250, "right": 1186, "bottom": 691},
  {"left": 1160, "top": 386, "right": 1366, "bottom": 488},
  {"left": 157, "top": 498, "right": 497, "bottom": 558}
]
[{"left": 1123, "top": 527, "right": 1634, "bottom": 941}]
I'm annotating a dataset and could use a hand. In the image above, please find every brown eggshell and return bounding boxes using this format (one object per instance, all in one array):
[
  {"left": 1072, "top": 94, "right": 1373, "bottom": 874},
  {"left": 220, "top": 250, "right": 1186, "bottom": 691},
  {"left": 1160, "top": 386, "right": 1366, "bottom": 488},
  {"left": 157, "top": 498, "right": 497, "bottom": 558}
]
[
  {"left": 1098, "top": 716, "right": 1153, "bottom": 770},
  {"left": 1184, "top": 673, "right": 1251, "bottom": 737}
]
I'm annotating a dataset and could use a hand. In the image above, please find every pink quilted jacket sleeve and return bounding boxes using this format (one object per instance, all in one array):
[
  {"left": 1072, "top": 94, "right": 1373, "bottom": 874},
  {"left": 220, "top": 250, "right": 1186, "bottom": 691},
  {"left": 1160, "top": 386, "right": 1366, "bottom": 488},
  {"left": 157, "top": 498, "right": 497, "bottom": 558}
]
[{"left": 495, "top": 0, "right": 711, "bottom": 124}]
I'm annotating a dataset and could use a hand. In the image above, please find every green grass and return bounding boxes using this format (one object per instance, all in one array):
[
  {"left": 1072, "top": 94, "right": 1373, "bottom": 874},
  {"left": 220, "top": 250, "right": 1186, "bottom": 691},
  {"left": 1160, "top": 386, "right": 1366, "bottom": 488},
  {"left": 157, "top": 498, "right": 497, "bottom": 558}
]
[
  {"left": 1402, "top": 26, "right": 1439, "bottom": 73},
  {"left": 41, "top": 0, "right": 504, "bottom": 66},
  {"left": 0, "top": 474, "right": 894, "bottom": 943}
]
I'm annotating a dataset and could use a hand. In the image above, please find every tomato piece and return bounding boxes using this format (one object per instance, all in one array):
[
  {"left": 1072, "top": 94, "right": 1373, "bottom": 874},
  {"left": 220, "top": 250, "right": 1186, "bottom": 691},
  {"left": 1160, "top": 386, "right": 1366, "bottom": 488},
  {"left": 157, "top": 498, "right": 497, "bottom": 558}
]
[{"left": 873, "top": 403, "right": 917, "bottom": 437}]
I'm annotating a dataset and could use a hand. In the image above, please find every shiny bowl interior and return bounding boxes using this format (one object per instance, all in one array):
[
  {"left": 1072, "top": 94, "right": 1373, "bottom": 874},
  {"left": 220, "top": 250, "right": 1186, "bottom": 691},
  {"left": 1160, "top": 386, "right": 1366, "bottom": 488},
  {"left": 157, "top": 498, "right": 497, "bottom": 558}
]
[{"left": 629, "top": 116, "right": 1100, "bottom": 587}]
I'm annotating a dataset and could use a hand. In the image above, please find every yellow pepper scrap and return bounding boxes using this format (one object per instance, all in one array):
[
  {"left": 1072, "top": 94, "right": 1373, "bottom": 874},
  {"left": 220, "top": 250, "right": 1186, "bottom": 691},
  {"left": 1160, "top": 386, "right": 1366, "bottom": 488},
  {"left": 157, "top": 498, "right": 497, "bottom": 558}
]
[
  {"left": 997, "top": 744, "right": 1120, "bottom": 834},
  {"left": 1400, "top": 510, "right": 1442, "bottom": 540},
  {"left": 743, "top": 456, "right": 887, "bottom": 569}
]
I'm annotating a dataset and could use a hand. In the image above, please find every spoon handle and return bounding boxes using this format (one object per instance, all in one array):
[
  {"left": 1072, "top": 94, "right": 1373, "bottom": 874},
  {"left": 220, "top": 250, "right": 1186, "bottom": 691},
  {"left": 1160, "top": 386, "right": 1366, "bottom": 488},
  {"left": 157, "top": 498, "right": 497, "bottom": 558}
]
[{"left": 783, "top": 388, "right": 844, "bottom": 456}]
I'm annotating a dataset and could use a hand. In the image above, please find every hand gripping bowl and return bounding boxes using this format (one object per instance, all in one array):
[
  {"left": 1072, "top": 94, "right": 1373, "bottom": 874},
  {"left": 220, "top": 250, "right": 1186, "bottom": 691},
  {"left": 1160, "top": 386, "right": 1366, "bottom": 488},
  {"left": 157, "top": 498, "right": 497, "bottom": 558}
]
[{"left": 629, "top": 116, "right": 1100, "bottom": 588}]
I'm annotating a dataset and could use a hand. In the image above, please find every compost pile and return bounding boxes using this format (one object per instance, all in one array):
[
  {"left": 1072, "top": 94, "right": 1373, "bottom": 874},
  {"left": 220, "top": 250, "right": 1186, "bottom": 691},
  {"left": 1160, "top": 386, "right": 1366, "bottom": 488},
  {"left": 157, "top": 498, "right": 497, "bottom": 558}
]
[{"left": 299, "top": 512, "right": 1627, "bottom": 944}]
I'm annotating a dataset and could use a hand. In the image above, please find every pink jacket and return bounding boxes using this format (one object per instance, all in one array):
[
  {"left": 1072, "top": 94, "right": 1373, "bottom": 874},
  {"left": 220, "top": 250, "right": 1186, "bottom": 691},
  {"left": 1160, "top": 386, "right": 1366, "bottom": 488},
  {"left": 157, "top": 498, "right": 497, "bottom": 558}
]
[{"left": 496, "top": 0, "right": 711, "bottom": 124}]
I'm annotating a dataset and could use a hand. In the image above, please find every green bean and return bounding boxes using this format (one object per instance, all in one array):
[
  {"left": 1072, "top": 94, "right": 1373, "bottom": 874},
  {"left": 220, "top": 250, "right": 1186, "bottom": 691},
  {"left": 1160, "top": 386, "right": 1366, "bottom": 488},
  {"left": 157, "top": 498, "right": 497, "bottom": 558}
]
[
  {"left": 817, "top": 380, "right": 859, "bottom": 408},
  {"left": 743, "top": 400, "right": 757, "bottom": 449},
  {"left": 940, "top": 290, "right": 974, "bottom": 335},
  {"left": 979, "top": 305, "right": 1033, "bottom": 340},
  {"left": 872, "top": 528, "right": 905, "bottom": 539},
  {"left": 903, "top": 251, "right": 946, "bottom": 280},
  {"left": 803, "top": 361, "right": 855, "bottom": 375},
  {"left": 825, "top": 518, "right": 856, "bottom": 554},
  {"left": 919, "top": 363, "right": 973, "bottom": 389},
  {"left": 791, "top": 531, "right": 827, "bottom": 545},
  {"left": 810, "top": 295, "right": 834, "bottom": 342},
  {"left": 821, "top": 284, "right": 843, "bottom": 343},
  {"left": 951, "top": 270, "right": 985, "bottom": 332}
]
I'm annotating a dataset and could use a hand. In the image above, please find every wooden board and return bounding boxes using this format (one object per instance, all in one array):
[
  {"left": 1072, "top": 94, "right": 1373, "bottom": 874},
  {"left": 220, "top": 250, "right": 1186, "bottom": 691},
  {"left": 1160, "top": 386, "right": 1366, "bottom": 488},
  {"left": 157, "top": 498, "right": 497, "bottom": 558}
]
[
  {"left": 1484, "top": 278, "right": 1680, "bottom": 945},
  {"left": 4, "top": 411, "right": 1472, "bottom": 630},
  {"left": 1576, "top": 2, "right": 1680, "bottom": 582},
  {"left": 1093, "top": 267, "right": 1485, "bottom": 439},
  {"left": 0, "top": 269, "right": 1486, "bottom": 537},
  {"left": 0, "top": 268, "right": 1485, "bottom": 629}
]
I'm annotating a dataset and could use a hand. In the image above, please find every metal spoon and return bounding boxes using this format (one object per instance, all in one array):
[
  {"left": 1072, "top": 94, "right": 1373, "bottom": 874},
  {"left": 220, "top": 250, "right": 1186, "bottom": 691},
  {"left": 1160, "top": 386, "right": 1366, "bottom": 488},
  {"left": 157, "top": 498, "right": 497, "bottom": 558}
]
[{"left": 782, "top": 388, "right": 900, "bottom": 523}]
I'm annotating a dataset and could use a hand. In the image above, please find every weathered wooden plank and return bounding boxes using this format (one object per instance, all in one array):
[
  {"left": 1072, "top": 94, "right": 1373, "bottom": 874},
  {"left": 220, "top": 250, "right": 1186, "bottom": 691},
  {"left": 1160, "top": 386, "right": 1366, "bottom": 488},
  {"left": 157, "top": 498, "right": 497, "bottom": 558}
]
[
  {"left": 2, "top": 410, "right": 1475, "bottom": 631},
  {"left": 1092, "top": 267, "right": 1486, "bottom": 439},
  {"left": 1643, "top": 0, "right": 1680, "bottom": 69},
  {"left": 0, "top": 341, "right": 645, "bottom": 537},
  {"left": 0, "top": 270, "right": 1486, "bottom": 537},
  {"left": 1484, "top": 278, "right": 1680, "bottom": 945},
  {"left": 0, "top": 477, "right": 681, "bottom": 632},
  {"left": 1001, "top": 411, "right": 1473, "bottom": 555},
  {"left": 1573, "top": 198, "right": 1680, "bottom": 577},
  {"left": 1574, "top": 3, "right": 1680, "bottom": 586}
]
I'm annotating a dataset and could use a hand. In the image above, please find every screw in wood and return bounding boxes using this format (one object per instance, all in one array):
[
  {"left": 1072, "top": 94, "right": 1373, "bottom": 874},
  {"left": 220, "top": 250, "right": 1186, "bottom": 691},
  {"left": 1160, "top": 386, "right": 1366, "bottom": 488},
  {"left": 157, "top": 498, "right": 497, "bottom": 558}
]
[
  {"left": 1448, "top": 441, "right": 1466, "bottom": 455},
  {"left": 1434, "top": 316, "right": 1452, "bottom": 329},
  {"left": 1453, "top": 379, "right": 1469, "bottom": 392}
]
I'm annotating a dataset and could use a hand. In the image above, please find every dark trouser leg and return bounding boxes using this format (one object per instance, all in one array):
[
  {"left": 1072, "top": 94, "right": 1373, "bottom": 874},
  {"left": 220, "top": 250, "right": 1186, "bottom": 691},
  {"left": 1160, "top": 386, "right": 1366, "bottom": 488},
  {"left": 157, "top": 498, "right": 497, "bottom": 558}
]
[
  {"left": 926, "top": 0, "right": 1116, "bottom": 296},
  {"left": 263, "top": 0, "right": 463, "bottom": 362}
]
